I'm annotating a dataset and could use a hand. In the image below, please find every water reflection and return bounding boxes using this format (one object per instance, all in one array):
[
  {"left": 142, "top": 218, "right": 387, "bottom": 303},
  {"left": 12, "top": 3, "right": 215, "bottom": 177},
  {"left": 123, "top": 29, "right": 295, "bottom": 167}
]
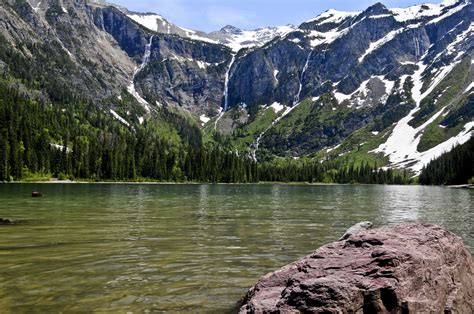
[
  {"left": 377, "top": 185, "right": 422, "bottom": 222},
  {"left": 0, "top": 184, "right": 471, "bottom": 312}
]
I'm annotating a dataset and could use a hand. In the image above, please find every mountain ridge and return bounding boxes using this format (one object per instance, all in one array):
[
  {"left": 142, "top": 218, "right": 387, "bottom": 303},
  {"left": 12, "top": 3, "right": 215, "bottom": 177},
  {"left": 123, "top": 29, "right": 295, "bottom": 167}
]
[{"left": 0, "top": 0, "right": 472, "bottom": 176}]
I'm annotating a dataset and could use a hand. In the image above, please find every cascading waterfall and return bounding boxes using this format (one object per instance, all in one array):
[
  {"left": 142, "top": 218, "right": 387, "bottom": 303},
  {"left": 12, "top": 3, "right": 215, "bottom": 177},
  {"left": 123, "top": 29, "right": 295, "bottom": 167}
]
[
  {"left": 294, "top": 50, "right": 313, "bottom": 105},
  {"left": 139, "top": 35, "right": 154, "bottom": 73},
  {"left": 251, "top": 50, "right": 313, "bottom": 160},
  {"left": 224, "top": 54, "right": 236, "bottom": 112},
  {"left": 215, "top": 54, "right": 236, "bottom": 131},
  {"left": 127, "top": 35, "right": 155, "bottom": 113}
]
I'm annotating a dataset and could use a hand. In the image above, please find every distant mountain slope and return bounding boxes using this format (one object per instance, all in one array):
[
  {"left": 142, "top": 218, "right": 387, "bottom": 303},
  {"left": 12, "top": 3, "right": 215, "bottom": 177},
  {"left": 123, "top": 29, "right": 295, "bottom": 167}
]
[
  {"left": 0, "top": 0, "right": 471, "bottom": 175},
  {"left": 124, "top": 11, "right": 295, "bottom": 52}
]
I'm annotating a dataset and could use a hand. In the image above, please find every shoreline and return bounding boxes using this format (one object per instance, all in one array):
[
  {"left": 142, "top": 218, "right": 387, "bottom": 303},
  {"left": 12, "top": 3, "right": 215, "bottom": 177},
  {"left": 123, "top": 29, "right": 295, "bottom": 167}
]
[
  {"left": 2, "top": 180, "right": 352, "bottom": 186},
  {"left": 2, "top": 180, "right": 471, "bottom": 188}
]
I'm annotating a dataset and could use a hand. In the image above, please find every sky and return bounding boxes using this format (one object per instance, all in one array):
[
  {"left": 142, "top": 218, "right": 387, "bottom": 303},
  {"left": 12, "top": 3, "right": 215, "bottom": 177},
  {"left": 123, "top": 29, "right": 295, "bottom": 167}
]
[{"left": 111, "top": 0, "right": 447, "bottom": 32}]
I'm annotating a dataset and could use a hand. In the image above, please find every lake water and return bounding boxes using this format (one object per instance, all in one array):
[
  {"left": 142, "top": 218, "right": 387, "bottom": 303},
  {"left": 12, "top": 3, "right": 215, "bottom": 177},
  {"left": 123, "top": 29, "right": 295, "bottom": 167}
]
[{"left": 0, "top": 184, "right": 472, "bottom": 312}]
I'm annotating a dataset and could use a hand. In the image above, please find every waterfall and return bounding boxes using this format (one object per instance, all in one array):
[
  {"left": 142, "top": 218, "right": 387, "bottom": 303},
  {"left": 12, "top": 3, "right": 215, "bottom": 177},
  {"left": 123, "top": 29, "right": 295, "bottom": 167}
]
[
  {"left": 223, "top": 54, "right": 236, "bottom": 112},
  {"left": 127, "top": 35, "right": 155, "bottom": 113},
  {"left": 214, "top": 54, "right": 236, "bottom": 131},
  {"left": 251, "top": 50, "right": 314, "bottom": 160},
  {"left": 139, "top": 35, "right": 154, "bottom": 73},
  {"left": 294, "top": 50, "right": 313, "bottom": 105},
  {"left": 251, "top": 106, "right": 295, "bottom": 161}
]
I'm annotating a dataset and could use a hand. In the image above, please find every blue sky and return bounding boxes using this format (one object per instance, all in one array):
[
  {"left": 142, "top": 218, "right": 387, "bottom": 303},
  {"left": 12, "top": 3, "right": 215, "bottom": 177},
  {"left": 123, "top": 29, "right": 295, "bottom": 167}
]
[{"left": 112, "top": 0, "right": 446, "bottom": 32}]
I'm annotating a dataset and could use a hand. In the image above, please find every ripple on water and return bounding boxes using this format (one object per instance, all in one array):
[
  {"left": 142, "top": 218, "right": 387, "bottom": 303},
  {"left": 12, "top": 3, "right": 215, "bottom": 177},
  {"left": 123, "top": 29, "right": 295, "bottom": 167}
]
[{"left": 0, "top": 184, "right": 472, "bottom": 312}]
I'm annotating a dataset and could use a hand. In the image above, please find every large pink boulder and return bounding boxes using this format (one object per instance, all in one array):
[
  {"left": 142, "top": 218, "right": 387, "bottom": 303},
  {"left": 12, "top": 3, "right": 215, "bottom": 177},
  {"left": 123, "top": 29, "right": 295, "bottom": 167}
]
[{"left": 240, "top": 223, "right": 473, "bottom": 313}]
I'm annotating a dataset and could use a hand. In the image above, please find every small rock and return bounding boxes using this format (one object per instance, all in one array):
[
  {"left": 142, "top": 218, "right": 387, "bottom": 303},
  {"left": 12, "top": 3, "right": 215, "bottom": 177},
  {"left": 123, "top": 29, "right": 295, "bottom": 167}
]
[
  {"left": 0, "top": 218, "right": 11, "bottom": 225},
  {"left": 339, "top": 220, "right": 373, "bottom": 240},
  {"left": 32, "top": 191, "right": 42, "bottom": 197}
]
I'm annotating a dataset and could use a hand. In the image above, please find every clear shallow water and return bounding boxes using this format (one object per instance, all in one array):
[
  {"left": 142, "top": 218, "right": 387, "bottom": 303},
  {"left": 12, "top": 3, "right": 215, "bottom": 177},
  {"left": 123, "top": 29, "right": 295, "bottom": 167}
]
[{"left": 0, "top": 184, "right": 472, "bottom": 312}]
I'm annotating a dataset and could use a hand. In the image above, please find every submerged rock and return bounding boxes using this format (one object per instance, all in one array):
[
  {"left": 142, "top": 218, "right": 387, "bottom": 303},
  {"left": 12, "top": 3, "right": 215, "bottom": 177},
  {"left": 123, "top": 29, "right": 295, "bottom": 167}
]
[
  {"left": 0, "top": 218, "right": 11, "bottom": 225},
  {"left": 239, "top": 223, "right": 474, "bottom": 313},
  {"left": 31, "top": 191, "right": 42, "bottom": 197},
  {"left": 0, "top": 218, "right": 26, "bottom": 225}
]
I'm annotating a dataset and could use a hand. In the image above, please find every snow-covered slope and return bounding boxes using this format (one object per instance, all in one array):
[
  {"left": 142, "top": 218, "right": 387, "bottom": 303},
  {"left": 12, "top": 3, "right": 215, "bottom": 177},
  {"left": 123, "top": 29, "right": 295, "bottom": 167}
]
[
  {"left": 208, "top": 25, "right": 295, "bottom": 52},
  {"left": 305, "top": 9, "right": 359, "bottom": 25},
  {"left": 127, "top": 13, "right": 218, "bottom": 44},
  {"left": 80, "top": 0, "right": 474, "bottom": 173},
  {"left": 390, "top": 0, "right": 463, "bottom": 22},
  {"left": 126, "top": 12, "right": 295, "bottom": 52}
]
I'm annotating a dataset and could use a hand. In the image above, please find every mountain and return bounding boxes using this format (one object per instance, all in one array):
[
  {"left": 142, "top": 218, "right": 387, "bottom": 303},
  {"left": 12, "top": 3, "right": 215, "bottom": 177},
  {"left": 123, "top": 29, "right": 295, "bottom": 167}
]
[
  {"left": 214, "top": 0, "right": 473, "bottom": 173},
  {"left": 123, "top": 11, "right": 295, "bottom": 52},
  {"left": 0, "top": 0, "right": 472, "bottom": 177}
]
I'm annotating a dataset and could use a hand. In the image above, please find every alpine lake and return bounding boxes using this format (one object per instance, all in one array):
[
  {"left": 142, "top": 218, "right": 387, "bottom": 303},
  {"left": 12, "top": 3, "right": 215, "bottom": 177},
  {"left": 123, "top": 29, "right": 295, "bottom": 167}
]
[{"left": 0, "top": 184, "right": 472, "bottom": 312}]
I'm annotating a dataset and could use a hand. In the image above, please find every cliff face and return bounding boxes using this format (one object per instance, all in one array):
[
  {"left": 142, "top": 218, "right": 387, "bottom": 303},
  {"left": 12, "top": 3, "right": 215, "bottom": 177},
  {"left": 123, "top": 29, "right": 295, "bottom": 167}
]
[
  {"left": 0, "top": 0, "right": 472, "bottom": 170},
  {"left": 240, "top": 223, "right": 474, "bottom": 313},
  {"left": 93, "top": 5, "right": 233, "bottom": 116}
]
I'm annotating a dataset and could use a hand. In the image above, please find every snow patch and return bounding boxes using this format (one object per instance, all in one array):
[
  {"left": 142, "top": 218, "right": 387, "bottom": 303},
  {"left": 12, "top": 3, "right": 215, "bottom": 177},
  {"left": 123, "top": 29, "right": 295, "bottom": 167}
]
[
  {"left": 335, "top": 76, "right": 395, "bottom": 107},
  {"left": 127, "top": 83, "right": 150, "bottom": 112},
  {"left": 128, "top": 14, "right": 165, "bottom": 32},
  {"left": 225, "top": 25, "right": 294, "bottom": 52},
  {"left": 369, "top": 14, "right": 393, "bottom": 19},
  {"left": 428, "top": 1, "right": 470, "bottom": 25},
  {"left": 269, "top": 102, "right": 284, "bottom": 113},
  {"left": 308, "top": 29, "right": 347, "bottom": 47},
  {"left": 464, "top": 82, "right": 474, "bottom": 94},
  {"left": 359, "top": 28, "right": 404, "bottom": 63},
  {"left": 306, "top": 9, "right": 359, "bottom": 25},
  {"left": 273, "top": 69, "right": 279, "bottom": 83},
  {"left": 33, "top": 1, "right": 42, "bottom": 12},
  {"left": 200, "top": 114, "right": 210, "bottom": 125},
  {"left": 327, "top": 144, "right": 341, "bottom": 153},
  {"left": 444, "top": 23, "right": 474, "bottom": 57},
  {"left": 423, "top": 61, "right": 461, "bottom": 101},
  {"left": 110, "top": 109, "right": 130, "bottom": 127},
  {"left": 181, "top": 27, "right": 219, "bottom": 44},
  {"left": 50, "top": 143, "right": 71, "bottom": 153},
  {"left": 372, "top": 53, "right": 470, "bottom": 174},
  {"left": 390, "top": 1, "right": 462, "bottom": 23}
]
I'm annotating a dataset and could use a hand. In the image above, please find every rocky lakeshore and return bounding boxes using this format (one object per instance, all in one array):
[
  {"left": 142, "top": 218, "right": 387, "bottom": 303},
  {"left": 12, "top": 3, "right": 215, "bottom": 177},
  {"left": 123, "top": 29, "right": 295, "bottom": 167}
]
[{"left": 240, "top": 223, "right": 474, "bottom": 313}]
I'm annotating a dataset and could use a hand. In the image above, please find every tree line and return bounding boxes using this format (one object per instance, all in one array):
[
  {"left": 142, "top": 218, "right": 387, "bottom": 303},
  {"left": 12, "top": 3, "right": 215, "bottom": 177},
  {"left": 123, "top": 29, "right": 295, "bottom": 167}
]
[
  {"left": 419, "top": 136, "right": 473, "bottom": 185},
  {"left": 0, "top": 74, "right": 413, "bottom": 185}
]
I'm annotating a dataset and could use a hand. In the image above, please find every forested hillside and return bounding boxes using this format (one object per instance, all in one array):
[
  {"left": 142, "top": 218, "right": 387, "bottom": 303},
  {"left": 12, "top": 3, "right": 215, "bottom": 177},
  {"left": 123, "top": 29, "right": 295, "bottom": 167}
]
[
  {"left": 419, "top": 137, "right": 474, "bottom": 185},
  {"left": 0, "top": 73, "right": 413, "bottom": 184}
]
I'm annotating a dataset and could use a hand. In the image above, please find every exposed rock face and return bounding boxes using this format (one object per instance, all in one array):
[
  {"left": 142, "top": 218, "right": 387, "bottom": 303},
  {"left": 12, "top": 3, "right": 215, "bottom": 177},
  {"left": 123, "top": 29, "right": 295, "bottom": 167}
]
[
  {"left": 1, "top": 0, "right": 472, "bottom": 160},
  {"left": 239, "top": 223, "right": 474, "bottom": 313}
]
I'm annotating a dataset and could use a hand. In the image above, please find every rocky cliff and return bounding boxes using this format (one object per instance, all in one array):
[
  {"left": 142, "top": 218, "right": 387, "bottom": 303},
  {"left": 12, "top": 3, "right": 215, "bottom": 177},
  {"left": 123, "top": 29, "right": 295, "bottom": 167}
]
[{"left": 0, "top": 0, "right": 472, "bottom": 172}]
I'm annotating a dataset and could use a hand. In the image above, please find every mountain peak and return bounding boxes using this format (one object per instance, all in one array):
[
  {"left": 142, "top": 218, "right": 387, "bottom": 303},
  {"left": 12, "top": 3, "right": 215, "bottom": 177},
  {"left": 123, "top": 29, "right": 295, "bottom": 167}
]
[
  {"left": 363, "top": 2, "right": 390, "bottom": 16},
  {"left": 220, "top": 25, "right": 243, "bottom": 34}
]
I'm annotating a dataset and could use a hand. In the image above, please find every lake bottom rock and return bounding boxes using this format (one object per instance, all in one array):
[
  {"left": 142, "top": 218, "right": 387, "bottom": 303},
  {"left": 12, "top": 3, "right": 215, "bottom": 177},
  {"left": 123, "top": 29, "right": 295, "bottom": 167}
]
[{"left": 239, "top": 223, "right": 473, "bottom": 313}]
